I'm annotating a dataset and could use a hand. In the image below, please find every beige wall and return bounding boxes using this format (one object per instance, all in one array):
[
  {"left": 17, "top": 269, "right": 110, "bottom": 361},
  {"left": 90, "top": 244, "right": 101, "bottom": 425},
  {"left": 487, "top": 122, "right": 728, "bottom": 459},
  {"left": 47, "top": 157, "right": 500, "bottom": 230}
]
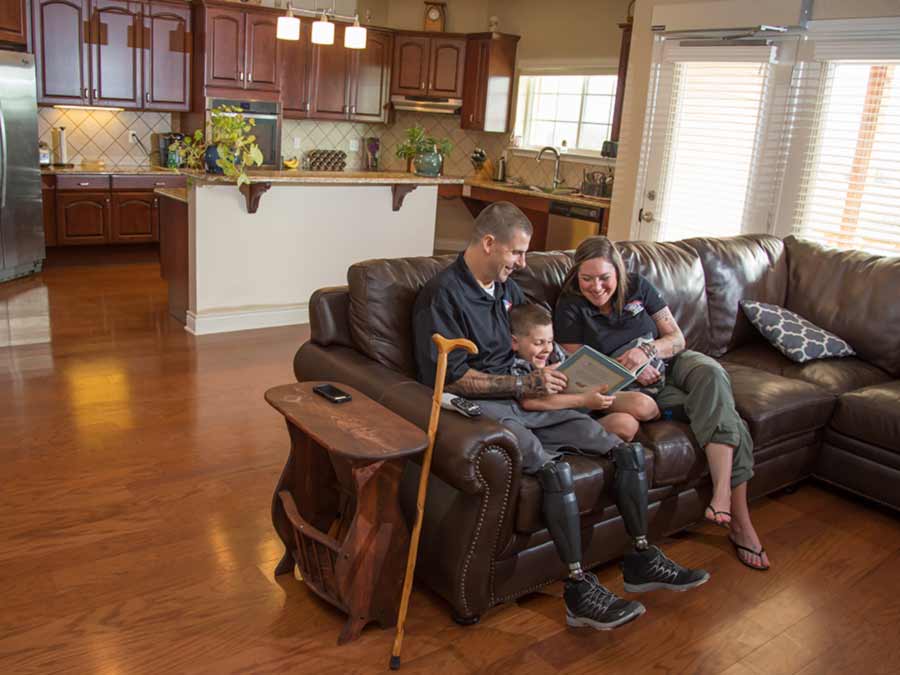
[
  {"left": 609, "top": 0, "right": 900, "bottom": 242},
  {"left": 385, "top": 0, "right": 488, "bottom": 32},
  {"left": 489, "top": 0, "right": 630, "bottom": 63}
]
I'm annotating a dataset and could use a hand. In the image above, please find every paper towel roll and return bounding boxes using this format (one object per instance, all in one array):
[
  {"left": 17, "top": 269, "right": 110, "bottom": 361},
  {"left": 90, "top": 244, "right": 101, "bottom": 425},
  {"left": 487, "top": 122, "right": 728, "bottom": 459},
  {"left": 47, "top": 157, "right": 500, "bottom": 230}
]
[{"left": 56, "top": 126, "right": 68, "bottom": 165}]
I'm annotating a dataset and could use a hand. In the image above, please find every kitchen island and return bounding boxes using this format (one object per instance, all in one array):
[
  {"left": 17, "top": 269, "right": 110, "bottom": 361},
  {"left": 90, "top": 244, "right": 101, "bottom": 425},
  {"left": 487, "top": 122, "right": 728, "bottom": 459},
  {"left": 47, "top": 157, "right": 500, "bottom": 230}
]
[{"left": 157, "top": 171, "right": 462, "bottom": 335}]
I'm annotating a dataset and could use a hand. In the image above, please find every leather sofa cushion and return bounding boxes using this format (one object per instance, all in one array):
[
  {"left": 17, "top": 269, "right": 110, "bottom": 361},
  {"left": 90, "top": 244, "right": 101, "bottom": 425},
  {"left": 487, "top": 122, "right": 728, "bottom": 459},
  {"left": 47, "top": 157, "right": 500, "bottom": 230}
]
[
  {"left": 684, "top": 235, "right": 787, "bottom": 357},
  {"left": 514, "top": 449, "right": 655, "bottom": 534},
  {"left": 510, "top": 250, "right": 573, "bottom": 309},
  {"left": 347, "top": 255, "right": 453, "bottom": 376},
  {"left": 636, "top": 422, "right": 697, "bottom": 487},
  {"left": 723, "top": 362, "right": 836, "bottom": 447},
  {"left": 722, "top": 343, "right": 891, "bottom": 395},
  {"left": 617, "top": 240, "right": 711, "bottom": 353},
  {"left": 785, "top": 236, "right": 900, "bottom": 377},
  {"left": 830, "top": 381, "right": 900, "bottom": 452},
  {"left": 309, "top": 286, "right": 354, "bottom": 349}
]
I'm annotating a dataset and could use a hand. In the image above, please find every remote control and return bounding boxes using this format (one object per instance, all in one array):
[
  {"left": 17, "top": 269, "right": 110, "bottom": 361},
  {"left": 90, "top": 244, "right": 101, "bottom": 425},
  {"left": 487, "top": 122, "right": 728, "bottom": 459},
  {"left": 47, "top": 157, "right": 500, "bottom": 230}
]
[{"left": 440, "top": 392, "right": 482, "bottom": 417}]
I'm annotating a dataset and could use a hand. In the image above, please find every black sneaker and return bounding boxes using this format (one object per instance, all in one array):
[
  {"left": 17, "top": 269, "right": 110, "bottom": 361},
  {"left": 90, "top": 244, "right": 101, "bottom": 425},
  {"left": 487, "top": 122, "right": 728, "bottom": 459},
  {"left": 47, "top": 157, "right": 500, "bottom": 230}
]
[
  {"left": 623, "top": 545, "right": 710, "bottom": 593},
  {"left": 564, "top": 572, "right": 646, "bottom": 630}
]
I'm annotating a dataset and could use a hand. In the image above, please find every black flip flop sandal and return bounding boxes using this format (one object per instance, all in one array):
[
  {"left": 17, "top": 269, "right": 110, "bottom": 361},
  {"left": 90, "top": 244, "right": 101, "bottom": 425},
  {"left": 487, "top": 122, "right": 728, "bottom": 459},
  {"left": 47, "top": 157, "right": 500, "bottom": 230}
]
[
  {"left": 729, "top": 536, "right": 770, "bottom": 571},
  {"left": 704, "top": 505, "right": 732, "bottom": 528}
]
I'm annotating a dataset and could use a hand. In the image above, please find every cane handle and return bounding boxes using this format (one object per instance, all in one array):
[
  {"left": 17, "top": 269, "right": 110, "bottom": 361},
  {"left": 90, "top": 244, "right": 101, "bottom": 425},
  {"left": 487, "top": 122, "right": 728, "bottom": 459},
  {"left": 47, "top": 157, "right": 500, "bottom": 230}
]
[{"left": 432, "top": 333, "right": 478, "bottom": 356}]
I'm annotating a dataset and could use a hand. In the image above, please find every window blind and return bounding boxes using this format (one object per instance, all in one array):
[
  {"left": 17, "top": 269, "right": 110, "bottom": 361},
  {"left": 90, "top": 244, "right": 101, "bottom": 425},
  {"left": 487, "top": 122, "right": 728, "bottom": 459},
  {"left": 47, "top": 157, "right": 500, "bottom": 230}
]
[
  {"left": 787, "top": 20, "right": 900, "bottom": 257},
  {"left": 635, "top": 40, "right": 793, "bottom": 242}
]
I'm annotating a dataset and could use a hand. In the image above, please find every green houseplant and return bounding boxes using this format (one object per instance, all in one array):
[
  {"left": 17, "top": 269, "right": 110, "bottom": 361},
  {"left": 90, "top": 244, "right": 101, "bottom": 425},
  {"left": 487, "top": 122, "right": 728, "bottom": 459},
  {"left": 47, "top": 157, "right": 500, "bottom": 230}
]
[
  {"left": 207, "top": 105, "right": 264, "bottom": 187},
  {"left": 168, "top": 130, "right": 206, "bottom": 170},
  {"left": 395, "top": 125, "right": 453, "bottom": 176}
]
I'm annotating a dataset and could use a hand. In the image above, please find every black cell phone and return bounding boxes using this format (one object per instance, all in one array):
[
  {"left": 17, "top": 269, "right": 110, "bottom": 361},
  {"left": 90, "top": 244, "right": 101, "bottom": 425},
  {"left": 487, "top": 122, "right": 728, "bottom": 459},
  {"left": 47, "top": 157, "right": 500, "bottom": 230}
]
[{"left": 313, "top": 383, "right": 352, "bottom": 404}]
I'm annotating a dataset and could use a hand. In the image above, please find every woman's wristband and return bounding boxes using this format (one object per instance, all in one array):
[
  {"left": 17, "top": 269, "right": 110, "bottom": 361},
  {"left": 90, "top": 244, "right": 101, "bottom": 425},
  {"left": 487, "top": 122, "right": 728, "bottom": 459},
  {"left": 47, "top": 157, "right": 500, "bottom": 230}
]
[{"left": 639, "top": 342, "right": 658, "bottom": 361}]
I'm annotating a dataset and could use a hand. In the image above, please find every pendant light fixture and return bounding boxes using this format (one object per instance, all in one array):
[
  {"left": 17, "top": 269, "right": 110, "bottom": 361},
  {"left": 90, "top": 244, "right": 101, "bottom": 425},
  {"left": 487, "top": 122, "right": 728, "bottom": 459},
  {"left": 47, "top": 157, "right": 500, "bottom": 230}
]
[
  {"left": 276, "top": 2, "right": 300, "bottom": 41},
  {"left": 311, "top": 10, "right": 334, "bottom": 46},
  {"left": 343, "top": 15, "right": 367, "bottom": 49}
]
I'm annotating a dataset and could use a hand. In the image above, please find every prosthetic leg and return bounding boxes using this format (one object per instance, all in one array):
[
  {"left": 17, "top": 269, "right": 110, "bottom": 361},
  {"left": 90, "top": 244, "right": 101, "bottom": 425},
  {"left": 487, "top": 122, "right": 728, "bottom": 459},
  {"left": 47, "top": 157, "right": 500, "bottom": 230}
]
[
  {"left": 538, "top": 461, "right": 584, "bottom": 579},
  {"left": 613, "top": 443, "right": 649, "bottom": 551}
]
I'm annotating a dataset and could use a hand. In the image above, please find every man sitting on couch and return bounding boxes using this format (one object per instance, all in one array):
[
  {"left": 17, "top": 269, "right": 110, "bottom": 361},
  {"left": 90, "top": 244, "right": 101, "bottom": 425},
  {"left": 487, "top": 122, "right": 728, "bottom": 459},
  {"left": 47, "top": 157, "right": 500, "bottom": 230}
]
[{"left": 412, "top": 202, "right": 709, "bottom": 631}]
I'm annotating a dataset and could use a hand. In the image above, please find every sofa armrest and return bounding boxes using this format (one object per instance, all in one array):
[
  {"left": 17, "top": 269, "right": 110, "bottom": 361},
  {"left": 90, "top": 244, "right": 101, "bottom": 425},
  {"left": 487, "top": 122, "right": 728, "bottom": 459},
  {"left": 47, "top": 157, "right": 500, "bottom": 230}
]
[{"left": 294, "top": 341, "right": 523, "bottom": 495}]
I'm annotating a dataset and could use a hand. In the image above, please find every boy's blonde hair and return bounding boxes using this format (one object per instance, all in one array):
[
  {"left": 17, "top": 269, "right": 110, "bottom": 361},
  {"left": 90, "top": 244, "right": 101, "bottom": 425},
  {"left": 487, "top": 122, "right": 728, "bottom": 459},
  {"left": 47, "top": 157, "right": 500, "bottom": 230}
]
[{"left": 509, "top": 304, "right": 552, "bottom": 338}]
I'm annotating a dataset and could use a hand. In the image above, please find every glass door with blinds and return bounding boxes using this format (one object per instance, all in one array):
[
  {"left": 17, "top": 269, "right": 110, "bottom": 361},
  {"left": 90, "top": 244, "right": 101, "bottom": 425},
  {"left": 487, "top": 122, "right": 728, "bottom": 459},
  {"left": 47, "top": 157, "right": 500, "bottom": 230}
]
[{"left": 634, "top": 39, "right": 796, "bottom": 242}]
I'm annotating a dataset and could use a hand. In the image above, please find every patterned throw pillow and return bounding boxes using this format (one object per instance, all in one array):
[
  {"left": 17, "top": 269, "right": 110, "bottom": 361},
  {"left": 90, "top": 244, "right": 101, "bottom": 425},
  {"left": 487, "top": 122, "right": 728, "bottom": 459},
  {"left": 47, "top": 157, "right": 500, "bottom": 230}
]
[{"left": 739, "top": 300, "right": 855, "bottom": 363}]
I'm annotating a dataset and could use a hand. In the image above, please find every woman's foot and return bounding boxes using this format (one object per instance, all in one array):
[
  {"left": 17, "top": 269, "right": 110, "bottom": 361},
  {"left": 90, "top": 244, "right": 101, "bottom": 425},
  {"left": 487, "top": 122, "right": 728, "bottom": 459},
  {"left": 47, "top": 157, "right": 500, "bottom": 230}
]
[
  {"left": 728, "top": 523, "right": 770, "bottom": 570},
  {"left": 704, "top": 490, "right": 732, "bottom": 527}
]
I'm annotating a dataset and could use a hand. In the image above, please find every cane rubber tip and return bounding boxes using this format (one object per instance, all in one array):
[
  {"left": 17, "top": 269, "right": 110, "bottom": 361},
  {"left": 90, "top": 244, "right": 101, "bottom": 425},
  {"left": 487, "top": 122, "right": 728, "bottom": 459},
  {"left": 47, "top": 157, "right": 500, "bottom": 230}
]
[{"left": 389, "top": 656, "right": 401, "bottom": 670}]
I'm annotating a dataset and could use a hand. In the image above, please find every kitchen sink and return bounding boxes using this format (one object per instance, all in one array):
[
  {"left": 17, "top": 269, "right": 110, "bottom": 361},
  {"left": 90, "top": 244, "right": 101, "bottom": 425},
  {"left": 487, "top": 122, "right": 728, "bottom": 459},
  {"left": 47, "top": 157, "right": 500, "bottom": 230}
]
[{"left": 500, "top": 183, "right": 580, "bottom": 196}]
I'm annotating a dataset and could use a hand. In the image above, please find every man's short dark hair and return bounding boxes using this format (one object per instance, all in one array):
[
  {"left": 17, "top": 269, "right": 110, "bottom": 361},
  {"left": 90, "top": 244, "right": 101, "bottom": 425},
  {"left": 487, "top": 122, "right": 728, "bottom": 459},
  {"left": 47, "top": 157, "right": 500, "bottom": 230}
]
[
  {"left": 470, "top": 201, "right": 533, "bottom": 244},
  {"left": 509, "top": 303, "right": 552, "bottom": 338}
]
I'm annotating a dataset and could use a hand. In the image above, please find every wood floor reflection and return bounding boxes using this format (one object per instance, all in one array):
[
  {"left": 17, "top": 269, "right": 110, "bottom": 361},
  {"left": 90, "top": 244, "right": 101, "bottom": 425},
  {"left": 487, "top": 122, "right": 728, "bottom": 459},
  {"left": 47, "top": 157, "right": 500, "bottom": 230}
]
[{"left": 2, "top": 252, "right": 899, "bottom": 674}]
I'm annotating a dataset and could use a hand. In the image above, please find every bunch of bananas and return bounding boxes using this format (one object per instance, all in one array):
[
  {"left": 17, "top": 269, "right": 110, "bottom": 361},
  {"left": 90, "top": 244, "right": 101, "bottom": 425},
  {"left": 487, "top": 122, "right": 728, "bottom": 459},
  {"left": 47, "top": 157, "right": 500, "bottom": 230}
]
[{"left": 283, "top": 157, "right": 300, "bottom": 170}]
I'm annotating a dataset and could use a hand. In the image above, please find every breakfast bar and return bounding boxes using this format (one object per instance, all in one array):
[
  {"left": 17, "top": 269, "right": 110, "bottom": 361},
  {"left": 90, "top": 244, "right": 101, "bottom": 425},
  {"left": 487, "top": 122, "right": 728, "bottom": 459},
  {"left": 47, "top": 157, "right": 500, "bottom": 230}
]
[{"left": 157, "top": 171, "right": 463, "bottom": 335}]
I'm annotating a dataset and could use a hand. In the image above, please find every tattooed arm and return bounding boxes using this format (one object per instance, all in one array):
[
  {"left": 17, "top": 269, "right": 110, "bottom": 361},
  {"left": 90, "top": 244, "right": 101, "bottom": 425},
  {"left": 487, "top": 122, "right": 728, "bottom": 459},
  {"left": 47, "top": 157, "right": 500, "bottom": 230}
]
[
  {"left": 650, "top": 306, "right": 686, "bottom": 358},
  {"left": 446, "top": 366, "right": 567, "bottom": 398}
]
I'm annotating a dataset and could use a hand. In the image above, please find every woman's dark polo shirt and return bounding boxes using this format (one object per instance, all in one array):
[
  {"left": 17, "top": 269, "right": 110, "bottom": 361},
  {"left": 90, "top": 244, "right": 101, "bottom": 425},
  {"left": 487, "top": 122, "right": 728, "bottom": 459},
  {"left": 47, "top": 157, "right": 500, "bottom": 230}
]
[
  {"left": 554, "top": 273, "right": 667, "bottom": 355},
  {"left": 413, "top": 252, "right": 525, "bottom": 387}
]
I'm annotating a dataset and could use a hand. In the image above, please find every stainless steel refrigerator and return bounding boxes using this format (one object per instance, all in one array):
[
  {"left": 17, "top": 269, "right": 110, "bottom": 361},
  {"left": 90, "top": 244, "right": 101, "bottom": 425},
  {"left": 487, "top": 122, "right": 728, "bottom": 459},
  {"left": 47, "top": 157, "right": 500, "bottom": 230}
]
[{"left": 0, "top": 49, "right": 44, "bottom": 284}]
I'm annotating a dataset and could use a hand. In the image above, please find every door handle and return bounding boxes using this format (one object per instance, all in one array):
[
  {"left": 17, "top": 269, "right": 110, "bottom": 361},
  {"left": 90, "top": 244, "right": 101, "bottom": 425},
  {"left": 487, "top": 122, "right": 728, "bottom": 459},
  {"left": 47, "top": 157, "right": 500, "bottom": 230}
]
[
  {"left": 93, "top": 88, "right": 98, "bottom": 99},
  {"left": 83, "top": 87, "right": 89, "bottom": 99},
  {"left": 305, "top": 102, "right": 310, "bottom": 112},
  {"left": 0, "top": 104, "right": 7, "bottom": 209},
  {"left": 78, "top": 181, "right": 90, "bottom": 186},
  {"left": 239, "top": 71, "right": 244, "bottom": 81},
  {"left": 146, "top": 92, "right": 150, "bottom": 103},
  {"left": 350, "top": 105, "right": 356, "bottom": 114},
  {"left": 248, "top": 72, "right": 253, "bottom": 83},
  {"left": 638, "top": 208, "right": 654, "bottom": 223}
]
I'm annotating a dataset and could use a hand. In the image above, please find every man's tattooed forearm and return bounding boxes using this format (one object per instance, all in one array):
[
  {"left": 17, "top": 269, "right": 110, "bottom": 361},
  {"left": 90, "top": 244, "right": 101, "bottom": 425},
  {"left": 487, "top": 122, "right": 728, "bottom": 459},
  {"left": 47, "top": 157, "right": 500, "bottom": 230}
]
[{"left": 446, "top": 371, "right": 517, "bottom": 398}]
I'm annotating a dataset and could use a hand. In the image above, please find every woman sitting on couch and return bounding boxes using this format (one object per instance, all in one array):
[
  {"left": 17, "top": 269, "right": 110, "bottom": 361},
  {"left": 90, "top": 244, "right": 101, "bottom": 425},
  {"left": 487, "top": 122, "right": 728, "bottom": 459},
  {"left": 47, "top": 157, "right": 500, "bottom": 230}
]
[{"left": 553, "top": 236, "right": 770, "bottom": 571}]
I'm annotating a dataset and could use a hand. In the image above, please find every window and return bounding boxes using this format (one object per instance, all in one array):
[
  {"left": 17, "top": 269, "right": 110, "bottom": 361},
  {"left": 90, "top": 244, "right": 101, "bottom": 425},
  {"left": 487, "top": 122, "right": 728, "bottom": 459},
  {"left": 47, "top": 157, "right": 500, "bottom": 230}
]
[
  {"left": 513, "top": 75, "right": 618, "bottom": 151},
  {"left": 791, "top": 61, "right": 900, "bottom": 256}
]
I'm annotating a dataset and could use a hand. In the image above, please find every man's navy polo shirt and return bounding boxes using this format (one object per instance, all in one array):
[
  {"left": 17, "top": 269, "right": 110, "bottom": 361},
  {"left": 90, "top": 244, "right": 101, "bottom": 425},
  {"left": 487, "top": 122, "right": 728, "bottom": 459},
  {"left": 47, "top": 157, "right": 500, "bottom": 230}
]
[
  {"left": 413, "top": 252, "right": 525, "bottom": 387},
  {"left": 554, "top": 273, "right": 667, "bottom": 355}
]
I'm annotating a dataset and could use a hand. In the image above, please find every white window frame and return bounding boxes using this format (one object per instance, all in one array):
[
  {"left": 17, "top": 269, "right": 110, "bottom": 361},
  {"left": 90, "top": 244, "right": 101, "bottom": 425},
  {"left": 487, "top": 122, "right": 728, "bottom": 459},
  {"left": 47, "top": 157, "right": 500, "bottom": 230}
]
[{"left": 510, "top": 58, "right": 620, "bottom": 164}]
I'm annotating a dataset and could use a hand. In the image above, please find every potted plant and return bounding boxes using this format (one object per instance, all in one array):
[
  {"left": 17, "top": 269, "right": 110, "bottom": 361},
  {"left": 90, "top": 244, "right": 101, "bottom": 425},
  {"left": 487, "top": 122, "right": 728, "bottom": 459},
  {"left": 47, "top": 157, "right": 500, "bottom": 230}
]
[
  {"left": 395, "top": 125, "right": 453, "bottom": 176},
  {"left": 205, "top": 105, "right": 264, "bottom": 187}
]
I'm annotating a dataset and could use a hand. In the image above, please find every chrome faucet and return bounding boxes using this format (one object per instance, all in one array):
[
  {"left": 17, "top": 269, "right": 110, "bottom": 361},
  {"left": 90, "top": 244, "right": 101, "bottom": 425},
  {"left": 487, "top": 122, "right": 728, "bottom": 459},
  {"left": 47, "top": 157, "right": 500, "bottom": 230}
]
[{"left": 537, "top": 146, "right": 563, "bottom": 190}]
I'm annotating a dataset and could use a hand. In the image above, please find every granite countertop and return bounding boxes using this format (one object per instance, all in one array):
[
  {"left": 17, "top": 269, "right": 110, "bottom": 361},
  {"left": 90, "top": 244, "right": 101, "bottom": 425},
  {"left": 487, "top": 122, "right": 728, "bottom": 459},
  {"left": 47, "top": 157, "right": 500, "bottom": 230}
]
[
  {"left": 42, "top": 166, "right": 181, "bottom": 175},
  {"left": 192, "top": 170, "right": 465, "bottom": 185},
  {"left": 154, "top": 187, "right": 188, "bottom": 203},
  {"left": 464, "top": 178, "right": 611, "bottom": 209}
]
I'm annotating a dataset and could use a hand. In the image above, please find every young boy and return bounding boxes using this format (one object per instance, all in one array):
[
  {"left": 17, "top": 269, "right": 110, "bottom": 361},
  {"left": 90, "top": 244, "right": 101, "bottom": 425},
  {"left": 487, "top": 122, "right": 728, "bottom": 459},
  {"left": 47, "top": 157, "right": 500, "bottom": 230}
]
[{"left": 509, "top": 304, "right": 659, "bottom": 441}]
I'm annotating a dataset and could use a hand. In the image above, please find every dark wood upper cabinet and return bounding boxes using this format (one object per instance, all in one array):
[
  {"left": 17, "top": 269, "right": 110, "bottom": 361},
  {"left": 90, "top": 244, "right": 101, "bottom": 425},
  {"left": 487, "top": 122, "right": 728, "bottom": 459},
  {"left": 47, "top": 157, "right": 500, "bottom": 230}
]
[
  {"left": 349, "top": 29, "right": 392, "bottom": 123},
  {"left": 461, "top": 33, "right": 518, "bottom": 133},
  {"left": 143, "top": 1, "right": 191, "bottom": 111},
  {"left": 32, "top": 0, "right": 91, "bottom": 105},
  {"left": 91, "top": 0, "right": 142, "bottom": 108},
  {"left": 309, "top": 23, "right": 350, "bottom": 120},
  {"left": 0, "top": 0, "right": 28, "bottom": 45},
  {"left": 244, "top": 11, "right": 279, "bottom": 91},
  {"left": 280, "top": 20, "right": 312, "bottom": 117},
  {"left": 391, "top": 34, "right": 429, "bottom": 96},
  {"left": 428, "top": 37, "right": 464, "bottom": 98},
  {"left": 204, "top": 5, "right": 244, "bottom": 87}
]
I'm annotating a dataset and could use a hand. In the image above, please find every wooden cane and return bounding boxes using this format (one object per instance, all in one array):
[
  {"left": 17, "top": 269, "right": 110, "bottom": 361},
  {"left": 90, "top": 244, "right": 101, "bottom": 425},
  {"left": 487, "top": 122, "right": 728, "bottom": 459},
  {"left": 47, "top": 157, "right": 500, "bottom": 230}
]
[{"left": 390, "top": 333, "right": 478, "bottom": 670}]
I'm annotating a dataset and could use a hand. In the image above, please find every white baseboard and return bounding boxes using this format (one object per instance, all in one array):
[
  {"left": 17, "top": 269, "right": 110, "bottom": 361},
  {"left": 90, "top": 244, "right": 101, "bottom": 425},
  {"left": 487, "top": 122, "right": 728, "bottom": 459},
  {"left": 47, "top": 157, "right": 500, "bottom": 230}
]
[{"left": 186, "top": 304, "right": 309, "bottom": 335}]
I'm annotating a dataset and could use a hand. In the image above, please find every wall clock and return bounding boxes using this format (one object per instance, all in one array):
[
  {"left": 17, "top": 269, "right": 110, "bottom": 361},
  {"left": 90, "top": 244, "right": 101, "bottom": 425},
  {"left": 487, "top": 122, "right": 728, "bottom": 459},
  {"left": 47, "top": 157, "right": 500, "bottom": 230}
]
[{"left": 424, "top": 2, "right": 446, "bottom": 32}]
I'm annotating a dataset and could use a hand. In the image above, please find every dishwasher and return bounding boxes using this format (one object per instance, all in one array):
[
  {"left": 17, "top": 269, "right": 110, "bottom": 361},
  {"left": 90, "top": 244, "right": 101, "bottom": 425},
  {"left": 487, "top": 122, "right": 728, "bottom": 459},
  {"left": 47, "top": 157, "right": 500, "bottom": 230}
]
[{"left": 544, "top": 201, "right": 605, "bottom": 251}]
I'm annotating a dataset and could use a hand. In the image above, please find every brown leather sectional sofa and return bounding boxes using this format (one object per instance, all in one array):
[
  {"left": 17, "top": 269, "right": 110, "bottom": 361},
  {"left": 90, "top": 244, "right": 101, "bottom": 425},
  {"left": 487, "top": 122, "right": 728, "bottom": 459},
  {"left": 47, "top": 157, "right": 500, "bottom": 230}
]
[{"left": 292, "top": 234, "right": 900, "bottom": 623}]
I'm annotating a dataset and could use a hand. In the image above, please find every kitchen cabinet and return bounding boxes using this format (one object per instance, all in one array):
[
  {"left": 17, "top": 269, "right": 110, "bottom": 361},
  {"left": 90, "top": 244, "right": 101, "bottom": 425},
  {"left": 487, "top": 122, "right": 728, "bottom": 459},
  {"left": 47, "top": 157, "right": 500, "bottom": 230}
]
[
  {"left": 56, "top": 192, "right": 110, "bottom": 245},
  {"left": 391, "top": 33, "right": 464, "bottom": 99},
  {"left": 91, "top": 0, "right": 142, "bottom": 108},
  {"left": 0, "top": 0, "right": 28, "bottom": 45},
  {"left": 143, "top": 1, "right": 191, "bottom": 111},
  {"left": 280, "top": 21, "right": 312, "bottom": 117},
  {"left": 32, "top": 0, "right": 192, "bottom": 111},
  {"left": 32, "top": 0, "right": 91, "bottom": 105},
  {"left": 201, "top": 3, "right": 280, "bottom": 94},
  {"left": 306, "top": 25, "right": 392, "bottom": 124},
  {"left": 110, "top": 192, "right": 158, "bottom": 243},
  {"left": 461, "top": 33, "right": 518, "bottom": 133}
]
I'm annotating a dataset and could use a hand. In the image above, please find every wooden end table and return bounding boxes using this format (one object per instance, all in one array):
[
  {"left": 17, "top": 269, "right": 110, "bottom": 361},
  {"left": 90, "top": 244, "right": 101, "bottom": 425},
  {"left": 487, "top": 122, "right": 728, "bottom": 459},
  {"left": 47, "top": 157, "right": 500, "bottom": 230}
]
[{"left": 267, "top": 382, "right": 428, "bottom": 644}]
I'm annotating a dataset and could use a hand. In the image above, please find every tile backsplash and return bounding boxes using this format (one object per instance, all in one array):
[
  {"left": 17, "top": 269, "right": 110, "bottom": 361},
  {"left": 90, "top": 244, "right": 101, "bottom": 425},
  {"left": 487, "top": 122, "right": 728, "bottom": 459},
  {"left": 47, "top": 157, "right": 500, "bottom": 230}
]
[{"left": 38, "top": 108, "right": 171, "bottom": 169}]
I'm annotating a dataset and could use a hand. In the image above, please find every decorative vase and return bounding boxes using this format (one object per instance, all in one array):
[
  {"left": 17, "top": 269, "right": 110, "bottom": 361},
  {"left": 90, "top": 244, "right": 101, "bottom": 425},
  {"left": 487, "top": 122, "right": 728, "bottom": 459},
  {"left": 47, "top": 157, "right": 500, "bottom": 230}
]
[
  {"left": 204, "top": 145, "right": 222, "bottom": 174},
  {"left": 414, "top": 151, "right": 442, "bottom": 177}
]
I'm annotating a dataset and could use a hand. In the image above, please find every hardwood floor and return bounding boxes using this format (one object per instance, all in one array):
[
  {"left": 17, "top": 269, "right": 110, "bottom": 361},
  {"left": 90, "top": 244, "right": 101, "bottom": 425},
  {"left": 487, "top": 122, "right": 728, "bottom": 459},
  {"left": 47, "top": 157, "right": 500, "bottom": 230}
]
[{"left": 2, "top": 255, "right": 900, "bottom": 674}]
